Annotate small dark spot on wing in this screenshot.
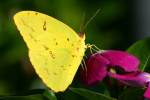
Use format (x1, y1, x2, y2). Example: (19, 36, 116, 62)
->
(67, 38, 69, 41)
(69, 64, 72, 67)
(60, 65, 64, 68)
(43, 45, 49, 50)
(72, 55, 75, 58)
(35, 12, 38, 15)
(71, 44, 74, 47)
(53, 72, 57, 75)
(43, 21, 47, 31)
(60, 65, 66, 70)
(77, 47, 79, 51)
(56, 42, 58, 45)
(49, 51, 55, 59)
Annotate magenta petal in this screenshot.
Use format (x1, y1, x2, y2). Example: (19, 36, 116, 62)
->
(108, 72, 146, 87)
(80, 53, 110, 86)
(137, 72, 150, 83)
(101, 50, 140, 72)
(144, 83, 150, 99)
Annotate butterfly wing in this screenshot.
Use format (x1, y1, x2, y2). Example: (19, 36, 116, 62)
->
(14, 11, 85, 92)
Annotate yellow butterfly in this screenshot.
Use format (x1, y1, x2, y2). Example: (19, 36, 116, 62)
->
(14, 11, 86, 92)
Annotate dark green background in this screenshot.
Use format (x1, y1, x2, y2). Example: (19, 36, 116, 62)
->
(0, 0, 142, 96)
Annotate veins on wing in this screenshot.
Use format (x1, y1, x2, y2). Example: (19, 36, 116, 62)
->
(42, 45, 55, 59)
(21, 18, 35, 32)
(20, 18, 37, 42)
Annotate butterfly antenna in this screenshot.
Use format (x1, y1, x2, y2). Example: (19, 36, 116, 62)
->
(80, 12, 86, 33)
(82, 8, 101, 32)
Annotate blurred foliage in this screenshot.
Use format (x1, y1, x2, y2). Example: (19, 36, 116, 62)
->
(128, 37, 150, 71)
(70, 88, 116, 100)
(0, 0, 143, 99)
(0, 89, 56, 100)
(118, 87, 144, 100)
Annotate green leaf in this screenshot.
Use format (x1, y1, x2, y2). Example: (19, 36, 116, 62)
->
(43, 89, 57, 100)
(118, 87, 144, 100)
(0, 89, 57, 100)
(70, 88, 116, 100)
(127, 37, 150, 71)
(0, 94, 46, 100)
(57, 89, 86, 100)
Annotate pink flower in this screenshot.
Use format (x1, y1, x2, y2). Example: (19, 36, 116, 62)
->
(109, 72, 150, 99)
(80, 50, 140, 85)
(80, 50, 150, 99)
(80, 53, 109, 85)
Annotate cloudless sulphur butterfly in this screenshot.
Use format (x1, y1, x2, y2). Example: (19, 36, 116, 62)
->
(14, 11, 86, 92)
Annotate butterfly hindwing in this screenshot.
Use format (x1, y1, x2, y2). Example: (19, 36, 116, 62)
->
(14, 11, 85, 92)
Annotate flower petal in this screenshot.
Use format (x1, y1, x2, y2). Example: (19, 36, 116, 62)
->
(80, 53, 110, 86)
(137, 72, 150, 83)
(144, 83, 150, 99)
(108, 72, 146, 87)
(101, 50, 140, 72)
